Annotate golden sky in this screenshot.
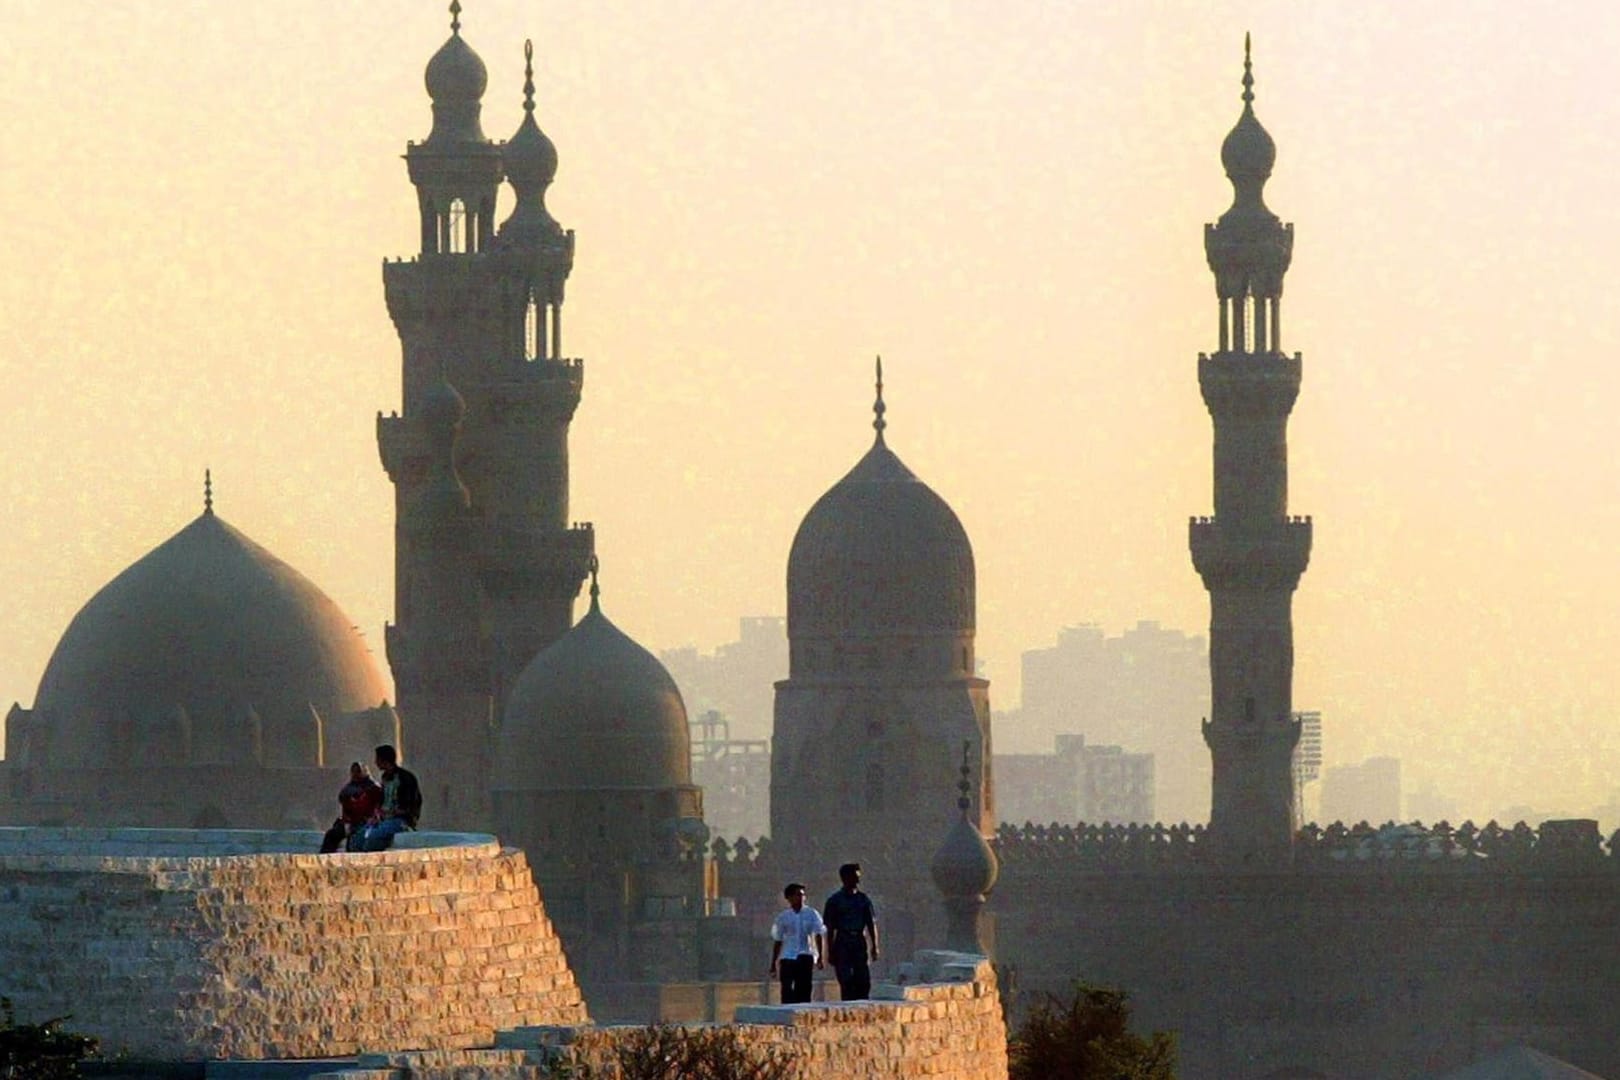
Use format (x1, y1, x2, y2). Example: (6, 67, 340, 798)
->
(2, 1, 1618, 821)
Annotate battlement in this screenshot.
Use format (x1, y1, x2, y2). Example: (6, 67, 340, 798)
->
(993, 818, 1620, 873)
(1189, 514, 1312, 586)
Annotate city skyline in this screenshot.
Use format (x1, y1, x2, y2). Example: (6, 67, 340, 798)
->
(3, 2, 1619, 821)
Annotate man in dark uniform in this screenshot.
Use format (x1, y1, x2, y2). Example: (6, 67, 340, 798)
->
(824, 862, 879, 1000)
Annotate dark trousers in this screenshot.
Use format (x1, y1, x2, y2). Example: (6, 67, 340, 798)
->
(778, 955, 815, 1004)
(832, 940, 871, 1001)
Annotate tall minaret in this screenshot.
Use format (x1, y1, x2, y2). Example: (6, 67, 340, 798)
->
(378, 7, 594, 828)
(1189, 37, 1312, 864)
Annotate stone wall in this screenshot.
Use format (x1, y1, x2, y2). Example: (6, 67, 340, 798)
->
(329, 951, 1007, 1080)
(0, 828, 586, 1060)
(992, 835, 1620, 1079)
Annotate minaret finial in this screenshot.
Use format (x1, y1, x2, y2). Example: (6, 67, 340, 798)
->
(588, 553, 601, 609)
(522, 39, 535, 115)
(872, 356, 887, 442)
(957, 740, 973, 817)
(1241, 32, 1254, 106)
(450, 0, 462, 35)
(203, 469, 213, 515)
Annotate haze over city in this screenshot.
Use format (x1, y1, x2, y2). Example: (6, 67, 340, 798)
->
(2, 1, 1618, 822)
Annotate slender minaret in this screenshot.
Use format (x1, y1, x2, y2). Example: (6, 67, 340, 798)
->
(378, 8, 594, 828)
(1189, 37, 1312, 864)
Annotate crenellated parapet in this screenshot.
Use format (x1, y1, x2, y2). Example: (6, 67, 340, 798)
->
(991, 818, 1620, 875)
(1189, 514, 1312, 587)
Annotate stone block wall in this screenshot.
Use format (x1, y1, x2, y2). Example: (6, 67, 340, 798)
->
(0, 828, 587, 1060)
(337, 951, 1008, 1080)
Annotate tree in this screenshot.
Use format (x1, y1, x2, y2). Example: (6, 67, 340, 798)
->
(0, 998, 98, 1080)
(1008, 982, 1177, 1080)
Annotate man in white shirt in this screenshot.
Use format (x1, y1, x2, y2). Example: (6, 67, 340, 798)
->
(769, 881, 825, 1004)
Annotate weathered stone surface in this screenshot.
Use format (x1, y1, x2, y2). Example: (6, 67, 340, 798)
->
(377, 951, 1007, 1080)
(0, 828, 587, 1060)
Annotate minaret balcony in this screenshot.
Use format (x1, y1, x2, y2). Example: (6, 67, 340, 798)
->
(1198, 351, 1302, 417)
(1189, 515, 1312, 588)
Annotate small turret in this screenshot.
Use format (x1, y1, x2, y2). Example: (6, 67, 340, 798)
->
(931, 741, 999, 955)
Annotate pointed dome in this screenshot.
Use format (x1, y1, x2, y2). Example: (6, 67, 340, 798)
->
(493, 567, 692, 792)
(1219, 35, 1278, 215)
(787, 364, 975, 643)
(33, 504, 389, 766)
(497, 41, 564, 248)
(931, 813, 999, 899)
(423, 3, 489, 145)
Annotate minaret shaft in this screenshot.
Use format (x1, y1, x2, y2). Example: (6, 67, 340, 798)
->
(1191, 42, 1311, 864)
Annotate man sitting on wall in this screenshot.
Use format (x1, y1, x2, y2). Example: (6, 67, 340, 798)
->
(360, 744, 422, 851)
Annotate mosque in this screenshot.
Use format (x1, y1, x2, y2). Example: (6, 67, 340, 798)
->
(4, 7, 1620, 1076)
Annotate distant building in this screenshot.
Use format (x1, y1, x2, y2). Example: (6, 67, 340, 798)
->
(1406, 781, 1461, 825)
(1292, 710, 1322, 824)
(1320, 756, 1402, 825)
(1015, 621, 1207, 824)
(995, 735, 1154, 825)
(689, 710, 770, 840)
(661, 617, 787, 743)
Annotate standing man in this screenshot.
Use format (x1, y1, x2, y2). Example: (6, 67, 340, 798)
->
(824, 862, 879, 1001)
(361, 744, 422, 851)
(769, 882, 825, 1004)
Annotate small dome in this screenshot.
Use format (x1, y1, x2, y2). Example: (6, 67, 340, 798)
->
(1220, 105, 1275, 186)
(496, 42, 564, 248)
(931, 813, 999, 899)
(417, 371, 466, 435)
(34, 509, 390, 765)
(425, 32, 488, 107)
(421, 4, 489, 146)
(787, 421, 975, 643)
(494, 577, 692, 792)
(1218, 36, 1277, 210)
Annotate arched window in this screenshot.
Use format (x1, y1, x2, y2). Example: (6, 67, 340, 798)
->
(447, 198, 467, 254)
(525, 292, 542, 361)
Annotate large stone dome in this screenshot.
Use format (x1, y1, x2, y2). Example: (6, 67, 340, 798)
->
(33, 508, 390, 766)
(494, 580, 691, 792)
(787, 435, 975, 644)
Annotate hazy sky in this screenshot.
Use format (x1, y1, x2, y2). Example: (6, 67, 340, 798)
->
(2, 2, 1619, 821)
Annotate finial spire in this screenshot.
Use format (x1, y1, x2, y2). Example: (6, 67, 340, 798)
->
(203, 469, 213, 515)
(588, 553, 601, 610)
(1241, 32, 1254, 106)
(872, 356, 887, 443)
(956, 740, 973, 817)
(450, 0, 462, 35)
(522, 39, 535, 115)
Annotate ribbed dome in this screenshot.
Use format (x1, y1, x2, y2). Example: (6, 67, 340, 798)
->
(787, 436, 975, 642)
(34, 510, 389, 764)
(494, 583, 692, 792)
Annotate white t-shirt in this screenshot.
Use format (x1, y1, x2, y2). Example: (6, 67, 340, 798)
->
(771, 905, 825, 961)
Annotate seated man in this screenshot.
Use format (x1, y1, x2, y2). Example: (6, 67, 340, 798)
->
(319, 762, 380, 854)
(359, 744, 422, 851)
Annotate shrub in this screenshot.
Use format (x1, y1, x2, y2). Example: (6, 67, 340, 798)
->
(544, 1024, 792, 1080)
(1008, 982, 1177, 1080)
(0, 998, 98, 1080)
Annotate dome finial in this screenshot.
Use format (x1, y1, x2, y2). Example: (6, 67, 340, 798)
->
(522, 39, 535, 115)
(1241, 32, 1254, 106)
(204, 468, 213, 516)
(588, 553, 601, 611)
(450, 0, 462, 35)
(872, 356, 887, 443)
